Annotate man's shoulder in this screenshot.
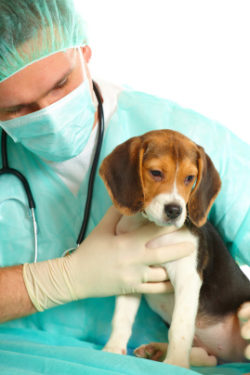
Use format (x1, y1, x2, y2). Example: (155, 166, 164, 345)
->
(98, 79, 175, 111)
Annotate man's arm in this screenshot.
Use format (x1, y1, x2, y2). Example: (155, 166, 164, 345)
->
(0, 265, 36, 323)
(0, 208, 193, 322)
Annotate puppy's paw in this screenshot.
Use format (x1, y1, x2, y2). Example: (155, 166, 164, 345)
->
(190, 347, 217, 367)
(134, 342, 168, 362)
(103, 345, 127, 355)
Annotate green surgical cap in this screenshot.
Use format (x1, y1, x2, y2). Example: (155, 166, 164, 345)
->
(0, 0, 87, 83)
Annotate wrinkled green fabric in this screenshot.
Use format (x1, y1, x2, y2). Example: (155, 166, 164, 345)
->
(0, 0, 87, 83)
(0, 87, 249, 374)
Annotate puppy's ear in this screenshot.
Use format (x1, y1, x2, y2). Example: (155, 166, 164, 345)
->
(188, 146, 221, 227)
(99, 136, 144, 215)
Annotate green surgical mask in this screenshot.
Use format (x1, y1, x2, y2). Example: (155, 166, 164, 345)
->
(1, 54, 96, 162)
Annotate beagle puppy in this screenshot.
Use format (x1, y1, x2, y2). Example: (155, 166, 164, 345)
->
(99, 129, 250, 368)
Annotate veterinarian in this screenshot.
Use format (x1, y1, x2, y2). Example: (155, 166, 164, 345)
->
(0, 1, 249, 374)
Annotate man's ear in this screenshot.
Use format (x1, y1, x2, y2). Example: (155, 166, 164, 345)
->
(188, 146, 221, 227)
(81, 45, 92, 63)
(99, 136, 145, 215)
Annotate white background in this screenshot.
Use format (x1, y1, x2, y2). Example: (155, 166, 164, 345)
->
(77, 0, 250, 144)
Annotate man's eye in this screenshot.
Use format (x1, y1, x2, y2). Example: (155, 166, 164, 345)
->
(55, 77, 69, 89)
(150, 170, 163, 181)
(184, 175, 194, 185)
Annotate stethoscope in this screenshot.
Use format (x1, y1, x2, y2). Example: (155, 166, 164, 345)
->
(0, 81, 104, 262)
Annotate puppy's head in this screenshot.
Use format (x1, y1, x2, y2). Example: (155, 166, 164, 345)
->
(99, 129, 221, 228)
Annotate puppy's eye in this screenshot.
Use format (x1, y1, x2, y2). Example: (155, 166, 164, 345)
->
(150, 170, 163, 181)
(184, 175, 194, 185)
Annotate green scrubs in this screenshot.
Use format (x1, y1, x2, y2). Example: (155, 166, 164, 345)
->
(0, 87, 249, 374)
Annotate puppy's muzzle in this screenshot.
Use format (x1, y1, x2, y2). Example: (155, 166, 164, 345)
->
(164, 203, 183, 220)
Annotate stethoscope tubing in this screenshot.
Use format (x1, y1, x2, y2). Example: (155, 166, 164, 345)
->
(0, 81, 104, 260)
(77, 81, 104, 244)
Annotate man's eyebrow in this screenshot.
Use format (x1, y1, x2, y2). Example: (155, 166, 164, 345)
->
(0, 67, 74, 112)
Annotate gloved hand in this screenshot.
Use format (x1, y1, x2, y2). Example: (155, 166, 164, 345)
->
(23, 206, 195, 312)
(238, 302, 250, 359)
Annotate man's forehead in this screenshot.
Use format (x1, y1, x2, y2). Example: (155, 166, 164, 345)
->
(0, 49, 76, 108)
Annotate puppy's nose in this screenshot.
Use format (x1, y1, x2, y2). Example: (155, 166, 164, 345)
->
(164, 204, 182, 220)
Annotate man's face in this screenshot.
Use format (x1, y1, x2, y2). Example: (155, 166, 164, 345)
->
(0, 47, 92, 121)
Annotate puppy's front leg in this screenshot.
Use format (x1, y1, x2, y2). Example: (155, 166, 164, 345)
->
(164, 247, 202, 368)
(103, 294, 141, 354)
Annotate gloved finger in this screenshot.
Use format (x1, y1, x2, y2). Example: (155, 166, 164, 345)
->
(143, 266, 168, 283)
(146, 229, 194, 248)
(125, 221, 176, 243)
(144, 242, 195, 265)
(241, 320, 250, 340)
(245, 344, 250, 360)
(136, 281, 174, 294)
(96, 206, 122, 233)
(238, 302, 250, 321)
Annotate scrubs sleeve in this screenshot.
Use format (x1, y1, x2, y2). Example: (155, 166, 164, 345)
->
(212, 130, 250, 266)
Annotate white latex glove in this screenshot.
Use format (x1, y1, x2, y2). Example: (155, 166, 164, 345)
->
(23, 206, 195, 311)
(238, 302, 250, 359)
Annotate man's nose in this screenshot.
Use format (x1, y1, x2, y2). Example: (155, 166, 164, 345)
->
(29, 97, 55, 112)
